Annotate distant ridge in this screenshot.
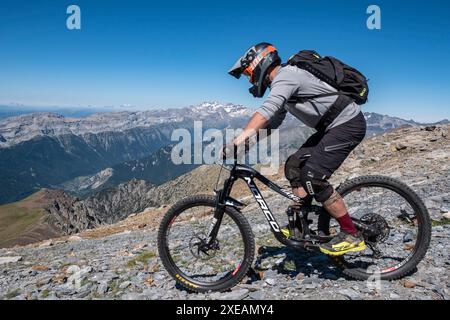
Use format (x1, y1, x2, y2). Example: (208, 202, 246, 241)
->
(0, 102, 447, 205)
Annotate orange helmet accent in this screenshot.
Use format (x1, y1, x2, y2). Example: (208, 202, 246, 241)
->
(228, 42, 281, 97)
(243, 45, 277, 82)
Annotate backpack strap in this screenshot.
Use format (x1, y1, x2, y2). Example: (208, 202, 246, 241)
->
(287, 92, 341, 104)
(314, 95, 353, 132)
(294, 61, 340, 89)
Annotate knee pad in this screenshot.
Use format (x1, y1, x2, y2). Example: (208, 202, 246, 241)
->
(285, 154, 309, 188)
(299, 166, 334, 203)
(285, 155, 302, 188)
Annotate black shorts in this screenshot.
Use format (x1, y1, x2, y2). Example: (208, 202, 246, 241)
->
(285, 112, 367, 187)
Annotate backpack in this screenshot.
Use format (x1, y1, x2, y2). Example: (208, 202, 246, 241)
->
(287, 50, 369, 105)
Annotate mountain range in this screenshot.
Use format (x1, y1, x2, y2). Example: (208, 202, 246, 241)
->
(0, 102, 447, 205)
(0, 102, 250, 204)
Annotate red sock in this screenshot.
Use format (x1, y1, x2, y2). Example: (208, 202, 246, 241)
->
(337, 213, 357, 235)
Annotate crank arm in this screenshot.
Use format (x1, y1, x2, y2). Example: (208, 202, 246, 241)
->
(353, 220, 379, 237)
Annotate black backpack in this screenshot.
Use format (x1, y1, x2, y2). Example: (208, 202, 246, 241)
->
(287, 50, 369, 105)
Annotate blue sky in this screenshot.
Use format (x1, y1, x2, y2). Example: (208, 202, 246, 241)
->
(0, 0, 449, 121)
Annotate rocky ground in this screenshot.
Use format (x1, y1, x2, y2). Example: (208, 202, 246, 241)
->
(0, 125, 448, 300)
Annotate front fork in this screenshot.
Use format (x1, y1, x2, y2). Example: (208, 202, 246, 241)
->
(206, 176, 239, 246)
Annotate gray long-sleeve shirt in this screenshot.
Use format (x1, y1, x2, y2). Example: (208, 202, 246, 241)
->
(257, 65, 361, 131)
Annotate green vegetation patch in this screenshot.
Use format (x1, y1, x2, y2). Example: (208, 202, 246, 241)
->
(283, 260, 297, 272)
(4, 289, 21, 299)
(126, 250, 156, 268)
(40, 289, 50, 299)
(432, 219, 450, 227)
(0, 199, 45, 247)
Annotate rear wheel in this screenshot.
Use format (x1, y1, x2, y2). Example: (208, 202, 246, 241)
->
(332, 175, 431, 281)
(157, 195, 255, 293)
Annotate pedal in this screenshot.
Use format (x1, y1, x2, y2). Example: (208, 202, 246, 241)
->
(311, 234, 334, 243)
(303, 242, 320, 252)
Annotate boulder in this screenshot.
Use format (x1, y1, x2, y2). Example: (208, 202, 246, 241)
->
(0, 256, 22, 265)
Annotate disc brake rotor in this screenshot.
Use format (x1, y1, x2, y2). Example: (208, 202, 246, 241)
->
(189, 233, 219, 260)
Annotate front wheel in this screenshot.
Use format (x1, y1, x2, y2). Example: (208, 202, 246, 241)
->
(157, 195, 255, 293)
(333, 175, 432, 281)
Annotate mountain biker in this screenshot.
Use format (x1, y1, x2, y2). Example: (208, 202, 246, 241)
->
(226, 42, 367, 256)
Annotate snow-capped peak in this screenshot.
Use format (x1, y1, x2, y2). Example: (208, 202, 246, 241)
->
(191, 102, 250, 117)
(0, 102, 254, 148)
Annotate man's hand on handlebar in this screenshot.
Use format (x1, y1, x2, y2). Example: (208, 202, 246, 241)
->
(221, 143, 237, 161)
(221, 140, 251, 161)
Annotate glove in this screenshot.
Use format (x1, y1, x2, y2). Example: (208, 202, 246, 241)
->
(221, 144, 237, 161)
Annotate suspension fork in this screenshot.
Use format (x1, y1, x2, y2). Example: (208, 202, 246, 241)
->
(206, 174, 237, 245)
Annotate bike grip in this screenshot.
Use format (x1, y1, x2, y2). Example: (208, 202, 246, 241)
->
(222, 144, 239, 161)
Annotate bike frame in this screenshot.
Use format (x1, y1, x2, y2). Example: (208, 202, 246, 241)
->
(208, 162, 323, 251)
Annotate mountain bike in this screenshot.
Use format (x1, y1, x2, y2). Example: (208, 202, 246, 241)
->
(157, 155, 431, 293)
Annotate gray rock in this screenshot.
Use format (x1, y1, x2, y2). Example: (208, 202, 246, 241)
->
(153, 273, 166, 281)
(76, 283, 93, 298)
(148, 292, 162, 300)
(248, 290, 264, 300)
(304, 284, 318, 290)
(81, 266, 93, 273)
(221, 289, 249, 300)
(103, 271, 119, 281)
(44, 294, 59, 300)
(301, 277, 321, 285)
(389, 293, 400, 299)
(121, 293, 146, 300)
(119, 281, 132, 290)
(65, 266, 93, 290)
(339, 289, 361, 300)
(403, 231, 414, 243)
(66, 265, 81, 274)
(97, 281, 109, 295)
(0, 256, 22, 265)
(36, 276, 53, 286)
(237, 283, 261, 292)
(39, 240, 53, 248)
(68, 236, 83, 242)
